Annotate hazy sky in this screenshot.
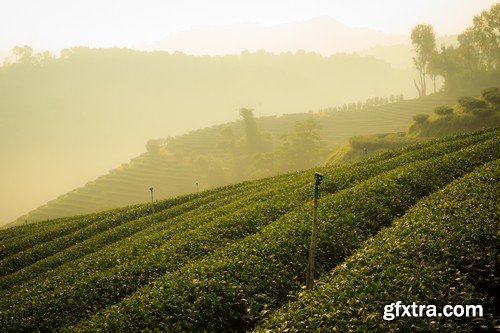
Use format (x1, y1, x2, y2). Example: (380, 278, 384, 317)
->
(0, 0, 497, 52)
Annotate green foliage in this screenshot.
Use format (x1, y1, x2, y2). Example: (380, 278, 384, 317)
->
(255, 119, 327, 175)
(327, 133, 425, 165)
(409, 91, 500, 137)
(471, 107, 493, 118)
(434, 105, 454, 115)
(145, 139, 161, 155)
(413, 114, 429, 123)
(411, 24, 436, 97)
(256, 159, 499, 332)
(457, 96, 488, 112)
(0, 176, 312, 330)
(484, 92, 500, 106)
(0, 204, 158, 277)
(0, 129, 497, 332)
(429, 4, 500, 91)
(67, 131, 498, 332)
(349, 133, 421, 150)
(481, 86, 499, 97)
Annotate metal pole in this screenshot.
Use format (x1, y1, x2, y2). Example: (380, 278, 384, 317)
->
(196, 182, 199, 193)
(149, 187, 155, 222)
(307, 172, 323, 290)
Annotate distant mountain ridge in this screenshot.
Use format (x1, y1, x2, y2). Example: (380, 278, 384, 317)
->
(148, 16, 409, 55)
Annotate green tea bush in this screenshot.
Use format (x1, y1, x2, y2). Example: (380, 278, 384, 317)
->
(0, 179, 278, 290)
(348, 133, 422, 151)
(0, 214, 101, 260)
(256, 159, 499, 332)
(0, 179, 312, 331)
(0, 177, 283, 288)
(413, 114, 429, 123)
(457, 96, 487, 112)
(484, 92, 500, 106)
(471, 107, 494, 118)
(434, 105, 454, 115)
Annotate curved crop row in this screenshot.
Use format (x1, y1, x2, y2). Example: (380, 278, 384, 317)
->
(2, 171, 286, 278)
(0, 214, 103, 259)
(256, 159, 499, 332)
(0, 192, 203, 260)
(2, 182, 310, 331)
(0, 173, 315, 331)
(0, 168, 315, 293)
(71, 136, 499, 332)
(0, 191, 225, 289)
(0, 176, 284, 289)
(0, 194, 198, 276)
(318, 127, 497, 195)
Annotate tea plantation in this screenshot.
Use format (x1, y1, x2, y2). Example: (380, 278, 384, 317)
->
(0, 127, 498, 332)
(9, 90, 471, 227)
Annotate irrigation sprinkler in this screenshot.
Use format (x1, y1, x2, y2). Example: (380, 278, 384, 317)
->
(149, 187, 155, 222)
(306, 172, 325, 290)
(196, 182, 199, 193)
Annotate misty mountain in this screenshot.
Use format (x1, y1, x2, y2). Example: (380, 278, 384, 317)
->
(148, 16, 409, 55)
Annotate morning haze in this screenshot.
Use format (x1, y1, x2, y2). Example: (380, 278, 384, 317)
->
(0, 0, 497, 225)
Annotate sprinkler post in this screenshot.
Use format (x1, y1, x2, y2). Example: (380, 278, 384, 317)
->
(306, 172, 324, 290)
(149, 187, 155, 222)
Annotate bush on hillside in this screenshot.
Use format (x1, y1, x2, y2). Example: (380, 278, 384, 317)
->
(457, 96, 487, 112)
(145, 139, 160, 155)
(413, 114, 429, 123)
(434, 105, 454, 116)
(481, 86, 499, 98)
(471, 108, 493, 118)
(484, 92, 500, 106)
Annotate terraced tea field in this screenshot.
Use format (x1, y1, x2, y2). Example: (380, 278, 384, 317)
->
(8, 90, 474, 227)
(0, 127, 498, 332)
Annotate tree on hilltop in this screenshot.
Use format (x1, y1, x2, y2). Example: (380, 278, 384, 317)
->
(411, 24, 436, 97)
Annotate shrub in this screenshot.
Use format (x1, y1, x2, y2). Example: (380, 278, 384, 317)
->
(471, 107, 493, 118)
(145, 139, 160, 155)
(481, 86, 498, 98)
(457, 96, 487, 112)
(434, 105, 454, 115)
(483, 92, 500, 106)
(413, 114, 429, 123)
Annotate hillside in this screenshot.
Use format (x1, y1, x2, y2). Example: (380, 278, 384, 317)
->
(0, 47, 414, 225)
(7, 89, 479, 227)
(0, 127, 498, 332)
(327, 87, 500, 165)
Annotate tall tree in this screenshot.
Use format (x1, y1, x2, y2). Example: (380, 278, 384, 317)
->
(411, 24, 436, 97)
(12, 45, 34, 64)
(239, 108, 270, 154)
(275, 119, 326, 172)
(470, 3, 500, 71)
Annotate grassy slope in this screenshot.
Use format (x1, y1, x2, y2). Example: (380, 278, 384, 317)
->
(0, 127, 497, 332)
(8, 90, 474, 227)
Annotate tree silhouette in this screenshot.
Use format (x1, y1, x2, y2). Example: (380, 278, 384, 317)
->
(411, 24, 436, 97)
